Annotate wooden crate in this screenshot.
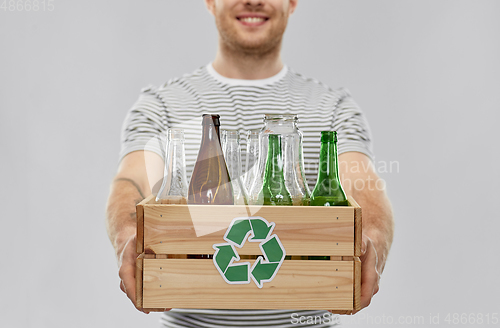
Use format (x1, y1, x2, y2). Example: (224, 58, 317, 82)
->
(135, 195, 362, 314)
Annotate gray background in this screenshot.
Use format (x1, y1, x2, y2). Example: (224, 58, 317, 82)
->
(1, 0, 499, 327)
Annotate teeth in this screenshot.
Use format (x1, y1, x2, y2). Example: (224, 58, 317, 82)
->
(240, 17, 265, 23)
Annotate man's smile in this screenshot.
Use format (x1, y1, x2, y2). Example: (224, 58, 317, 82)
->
(236, 13, 269, 26)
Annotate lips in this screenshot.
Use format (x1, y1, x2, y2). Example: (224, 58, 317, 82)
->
(237, 14, 269, 26)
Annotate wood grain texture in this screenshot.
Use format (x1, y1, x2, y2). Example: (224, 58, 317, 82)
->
(354, 257, 362, 312)
(142, 259, 354, 310)
(347, 196, 362, 257)
(143, 205, 355, 256)
(136, 195, 155, 253)
(135, 254, 144, 308)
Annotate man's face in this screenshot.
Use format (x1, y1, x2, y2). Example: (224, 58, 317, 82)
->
(205, 0, 297, 55)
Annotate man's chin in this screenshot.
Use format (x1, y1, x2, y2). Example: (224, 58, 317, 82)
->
(230, 37, 280, 55)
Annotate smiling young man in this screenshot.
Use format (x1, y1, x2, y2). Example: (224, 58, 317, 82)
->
(106, 0, 394, 327)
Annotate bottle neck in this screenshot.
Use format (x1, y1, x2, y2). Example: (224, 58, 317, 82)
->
(167, 138, 186, 171)
(245, 133, 259, 168)
(163, 135, 187, 198)
(317, 140, 340, 181)
(225, 137, 243, 177)
(201, 123, 222, 147)
(264, 120, 297, 134)
(264, 135, 284, 180)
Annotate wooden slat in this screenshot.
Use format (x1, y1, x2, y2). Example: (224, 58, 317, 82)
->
(347, 196, 362, 257)
(136, 195, 154, 253)
(143, 308, 167, 313)
(354, 257, 362, 312)
(135, 254, 144, 308)
(142, 259, 354, 310)
(143, 205, 354, 256)
(331, 310, 353, 315)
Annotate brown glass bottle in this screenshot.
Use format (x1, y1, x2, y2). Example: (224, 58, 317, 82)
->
(188, 114, 234, 205)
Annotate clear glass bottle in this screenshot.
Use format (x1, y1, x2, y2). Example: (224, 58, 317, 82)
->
(283, 133, 311, 206)
(156, 128, 188, 204)
(223, 130, 249, 205)
(243, 129, 260, 193)
(221, 129, 228, 158)
(248, 114, 311, 206)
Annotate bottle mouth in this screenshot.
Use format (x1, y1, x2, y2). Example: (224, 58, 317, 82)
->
(202, 114, 220, 126)
(264, 114, 298, 122)
(247, 129, 260, 138)
(168, 128, 185, 140)
(222, 129, 240, 140)
(321, 131, 337, 142)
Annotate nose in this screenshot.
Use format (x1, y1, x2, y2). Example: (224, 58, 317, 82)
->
(244, 0, 264, 7)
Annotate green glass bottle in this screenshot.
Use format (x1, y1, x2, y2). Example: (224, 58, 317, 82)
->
(258, 134, 293, 206)
(309, 131, 348, 260)
(310, 131, 348, 207)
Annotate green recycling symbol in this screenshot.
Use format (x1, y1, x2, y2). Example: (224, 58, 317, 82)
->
(212, 217, 286, 288)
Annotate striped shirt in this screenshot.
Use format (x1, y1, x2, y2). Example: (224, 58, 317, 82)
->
(119, 63, 373, 327)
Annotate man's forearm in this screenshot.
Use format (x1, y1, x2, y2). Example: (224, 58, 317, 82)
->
(352, 186, 394, 267)
(339, 153, 394, 267)
(105, 178, 149, 257)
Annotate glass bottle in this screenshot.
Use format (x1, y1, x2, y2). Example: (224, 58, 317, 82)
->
(188, 114, 234, 205)
(243, 129, 260, 193)
(223, 130, 249, 205)
(310, 131, 348, 206)
(283, 133, 310, 206)
(257, 134, 293, 206)
(309, 131, 347, 260)
(248, 114, 310, 206)
(156, 128, 188, 204)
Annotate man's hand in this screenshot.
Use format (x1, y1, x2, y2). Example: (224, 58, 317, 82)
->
(117, 234, 149, 314)
(117, 234, 172, 314)
(106, 151, 166, 313)
(354, 234, 384, 313)
(338, 152, 394, 314)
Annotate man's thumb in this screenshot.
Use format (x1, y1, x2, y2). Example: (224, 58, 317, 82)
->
(361, 238, 368, 256)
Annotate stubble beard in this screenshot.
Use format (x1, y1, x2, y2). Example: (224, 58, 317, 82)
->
(216, 12, 288, 59)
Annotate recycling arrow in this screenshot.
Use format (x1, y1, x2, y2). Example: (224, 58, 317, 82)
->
(251, 257, 279, 288)
(213, 245, 237, 273)
(213, 216, 286, 288)
(212, 243, 250, 284)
